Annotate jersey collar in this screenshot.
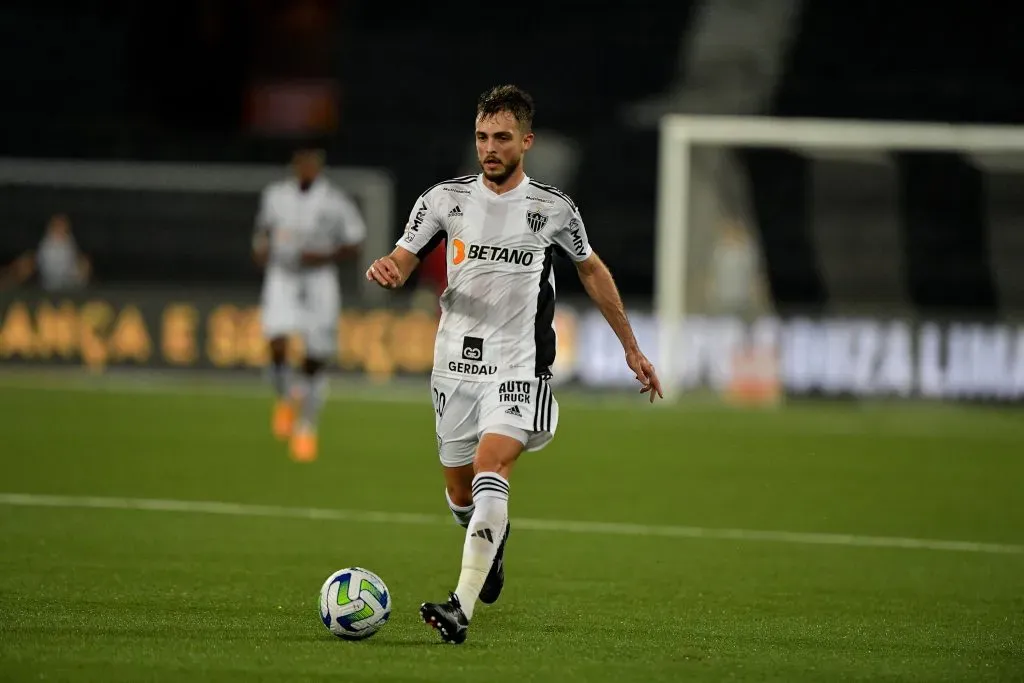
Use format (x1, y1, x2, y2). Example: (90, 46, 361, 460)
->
(292, 176, 326, 195)
(477, 173, 530, 200)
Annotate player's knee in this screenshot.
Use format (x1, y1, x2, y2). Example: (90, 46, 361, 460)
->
(443, 460, 474, 507)
(269, 337, 288, 362)
(475, 429, 527, 476)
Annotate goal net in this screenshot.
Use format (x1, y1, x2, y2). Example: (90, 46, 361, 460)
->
(655, 115, 1024, 404)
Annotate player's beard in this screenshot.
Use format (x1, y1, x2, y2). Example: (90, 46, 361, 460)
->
(480, 155, 520, 185)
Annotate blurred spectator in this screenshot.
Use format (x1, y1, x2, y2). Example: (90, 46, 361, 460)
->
(0, 214, 91, 291)
(704, 217, 763, 319)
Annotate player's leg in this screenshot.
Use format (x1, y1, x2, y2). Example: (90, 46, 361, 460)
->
(421, 376, 560, 642)
(267, 336, 296, 439)
(444, 463, 476, 528)
(267, 336, 290, 393)
(260, 270, 301, 439)
(419, 377, 481, 643)
(289, 356, 329, 462)
(435, 379, 478, 523)
(431, 446, 512, 621)
(289, 275, 339, 462)
(421, 431, 523, 644)
(474, 377, 558, 606)
(456, 430, 523, 610)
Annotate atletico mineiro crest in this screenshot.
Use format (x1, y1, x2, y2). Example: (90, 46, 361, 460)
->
(526, 210, 549, 233)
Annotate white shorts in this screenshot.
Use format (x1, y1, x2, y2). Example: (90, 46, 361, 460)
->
(430, 371, 559, 468)
(260, 267, 340, 358)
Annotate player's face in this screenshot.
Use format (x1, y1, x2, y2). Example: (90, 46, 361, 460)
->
(292, 150, 324, 185)
(476, 111, 533, 185)
(47, 214, 71, 240)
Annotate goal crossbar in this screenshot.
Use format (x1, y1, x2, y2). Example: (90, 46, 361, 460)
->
(654, 115, 1024, 399)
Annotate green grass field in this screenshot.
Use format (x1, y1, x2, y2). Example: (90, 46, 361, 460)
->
(1, 371, 1022, 682)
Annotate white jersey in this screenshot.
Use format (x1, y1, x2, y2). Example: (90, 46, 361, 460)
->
(254, 176, 366, 275)
(396, 173, 593, 382)
(36, 234, 84, 291)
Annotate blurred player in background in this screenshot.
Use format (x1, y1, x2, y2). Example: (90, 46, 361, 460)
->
(0, 213, 91, 291)
(705, 216, 764, 320)
(252, 146, 366, 462)
(367, 85, 662, 644)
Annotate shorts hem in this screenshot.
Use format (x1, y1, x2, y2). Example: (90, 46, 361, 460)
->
(480, 424, 529, 446)
(524, 431, 554, 453)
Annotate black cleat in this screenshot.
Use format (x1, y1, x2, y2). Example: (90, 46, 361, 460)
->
(420, 592, 469, 644)
(479, 521, 510, 605)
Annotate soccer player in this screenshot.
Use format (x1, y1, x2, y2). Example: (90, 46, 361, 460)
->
(0, 213, 91, 291)
(366, 85, 663, 644)
(253, 146, 366, 462)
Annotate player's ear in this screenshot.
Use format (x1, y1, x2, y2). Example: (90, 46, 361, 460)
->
(522, 131, 534, 150)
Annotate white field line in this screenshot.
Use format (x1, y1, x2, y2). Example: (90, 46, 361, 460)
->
(0, 492, 1021, 556)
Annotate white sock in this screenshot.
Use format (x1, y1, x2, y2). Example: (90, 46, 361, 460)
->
(454, 472, 509, 620)
(299, 373, 328, 429)
(270, 361, 291, 398)
(445, 489, 475, 528)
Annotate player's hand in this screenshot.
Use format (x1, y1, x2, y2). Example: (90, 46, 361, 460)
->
(366, 256, 403, 289)
(626, 347, 664, 403)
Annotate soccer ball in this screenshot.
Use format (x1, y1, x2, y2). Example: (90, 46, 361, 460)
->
(318, 567, 392, 640)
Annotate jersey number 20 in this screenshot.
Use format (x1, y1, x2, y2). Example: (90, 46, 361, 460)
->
(432, 388, 447, 418)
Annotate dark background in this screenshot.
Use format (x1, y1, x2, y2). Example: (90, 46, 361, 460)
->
(2, 0, 1023, 314)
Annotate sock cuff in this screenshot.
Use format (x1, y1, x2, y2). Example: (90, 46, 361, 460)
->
(471, 472, 510, 500)
(445, 488, 474, 513)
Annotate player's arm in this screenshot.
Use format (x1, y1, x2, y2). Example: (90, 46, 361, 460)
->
(575, 253, 637, 354)
(301, 243, 360, 266)
(366, 192, 445, 290)
(76, 253, 92, 284)
(555, 210, 663, 402)
(0, 252, 36, 289)
(366, 246, 422, 289)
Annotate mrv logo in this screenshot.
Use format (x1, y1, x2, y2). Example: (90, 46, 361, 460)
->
(408, 201, 428, 232)
(451, 239, 535, 266)
(566, 218, 585, 257)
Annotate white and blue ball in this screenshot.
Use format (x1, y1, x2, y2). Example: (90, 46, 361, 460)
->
(318, 567, 391, 640)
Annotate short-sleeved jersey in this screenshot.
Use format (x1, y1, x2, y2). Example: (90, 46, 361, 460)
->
(255, 177, 366, 273)
(36, 233, 85, 291)
(396, 173, 593, 381)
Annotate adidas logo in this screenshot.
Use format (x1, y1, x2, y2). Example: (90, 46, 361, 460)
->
(448, 205, 463, 217)
(472, 528, 494, 543)
(504, 405, 522, 417)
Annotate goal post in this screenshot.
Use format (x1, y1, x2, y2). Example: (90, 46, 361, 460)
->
(654, 115, 1024, 402)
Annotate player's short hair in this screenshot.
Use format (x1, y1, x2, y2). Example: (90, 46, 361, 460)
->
(476, 85, 534, 133)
